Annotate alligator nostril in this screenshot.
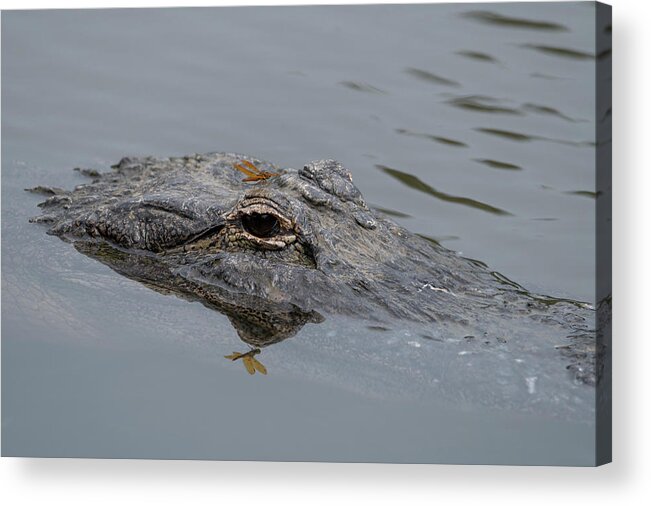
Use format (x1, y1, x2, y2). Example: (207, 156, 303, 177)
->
(241, 213, 280, 238)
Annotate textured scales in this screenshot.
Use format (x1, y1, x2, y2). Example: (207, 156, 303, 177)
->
(29, 152, 602, 383)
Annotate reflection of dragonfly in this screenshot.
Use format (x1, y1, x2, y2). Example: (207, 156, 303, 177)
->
(224, 348, 268, 375)
(232, 160, 279, 183)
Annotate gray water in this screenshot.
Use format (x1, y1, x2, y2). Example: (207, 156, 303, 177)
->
(2, 3, 605, 464)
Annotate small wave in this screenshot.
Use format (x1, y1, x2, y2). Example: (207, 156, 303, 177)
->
(461, 11, 568, 32)
(474, 159, 522, 171)
(339, 80, 386, 94)
(377, 164, 512, 216)
(404, 67, 460, 87)
(476, 127, 593, 147)
(456, 50, 499, 63)
(447, 95, 522, 115)
(521, 44, 594, 60)
(530, 72, 562, 80)
(476, 128, 534, 142)
(396, 128, 467, 147)
(371, 205, 412, 219)
(521, 103, 584, 122)
(445, 96, 581, 122)
(417, 233, 460, 246)
(565, 190, 600, 199)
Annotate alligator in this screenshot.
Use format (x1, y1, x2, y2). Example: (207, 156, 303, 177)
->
(28, 152, 602, 383)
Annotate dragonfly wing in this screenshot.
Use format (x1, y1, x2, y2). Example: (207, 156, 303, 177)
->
(251, 357, 267, 375)
(243, 356, 256, 375)
(233, 163, 258, 178)
(240, 159, 262, 174)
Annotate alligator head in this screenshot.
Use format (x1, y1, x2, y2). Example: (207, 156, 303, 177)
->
(29, 152, 600, 382)
(30, 153, 492, 321)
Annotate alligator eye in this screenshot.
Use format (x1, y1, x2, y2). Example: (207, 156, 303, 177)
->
(241, 213, 280, 238)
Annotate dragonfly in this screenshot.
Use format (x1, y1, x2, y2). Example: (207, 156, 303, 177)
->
(224, 348, 268, 375)
(232, 159, 279, 183)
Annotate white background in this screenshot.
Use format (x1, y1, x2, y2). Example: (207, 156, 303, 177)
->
(1, 0, 648, 504)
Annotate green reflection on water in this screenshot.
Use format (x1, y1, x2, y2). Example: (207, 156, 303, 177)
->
(371, 205, 412, 219)
(461, 10, 568, 32)
(456, 50, 499, 63)
(476, 127, 594, 147)
(339, 80, 387, 94)
(395, 128, 467, 147)
(376, 164, 512, 216)
(404, 67, 460, 87)
(521, 44, 594, 60)
(476, 128, 534, 142)
(522, 102, 583, 122)
(474, 159, 522, 170)
(417, 233, 460, 247)
(447, 95, 522, 115)
(566, 190, 600, 199)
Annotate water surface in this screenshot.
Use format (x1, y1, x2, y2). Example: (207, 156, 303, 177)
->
(2, 3, 606, 464)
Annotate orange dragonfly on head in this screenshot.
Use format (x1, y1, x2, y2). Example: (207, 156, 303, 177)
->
(232, 159, 279, 183)
(224, 348, 268, 375)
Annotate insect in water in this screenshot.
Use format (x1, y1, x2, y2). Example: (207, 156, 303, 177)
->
(232, 159, 279, 182)
(224, 348, 268, 375)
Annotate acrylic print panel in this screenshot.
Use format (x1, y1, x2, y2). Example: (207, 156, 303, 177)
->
(1, 2, 611, 465)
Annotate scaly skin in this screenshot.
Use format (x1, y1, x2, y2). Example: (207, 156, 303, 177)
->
(29, 152, 602, 383)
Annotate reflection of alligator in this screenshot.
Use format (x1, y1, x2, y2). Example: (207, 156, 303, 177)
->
(29, 152, 600, 383)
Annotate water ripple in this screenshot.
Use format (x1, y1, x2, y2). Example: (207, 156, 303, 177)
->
(476, 128, 534, 142)
(371, 205, 412, 219)
(447, 95, 522, 115)
(396, 128, 468, 147)
(521, 44, 594, 60)
(339, 80, 387, 94)
(456, 50, 499, 63)
(461, 11, 569, 32)
(417, 233, 460, 247)
(521, 103, 584, 122)
(565, 190, 600, 199)
(444, 96, 582, 122)
(404, 67, 460, 87)
(474, 159, 522, 171)
(476, 127, 593, 147)
(376, 164, 512, 216)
